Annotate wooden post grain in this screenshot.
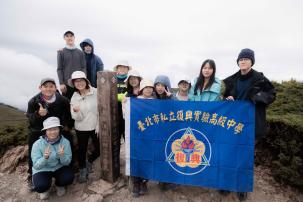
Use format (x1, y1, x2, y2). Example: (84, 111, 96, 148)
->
(97, 71, 120, 183)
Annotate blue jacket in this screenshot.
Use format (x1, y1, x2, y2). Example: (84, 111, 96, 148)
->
(80, 39, 104, 87)
(31, 135, 72, 175)
(189, 77, 222, 101)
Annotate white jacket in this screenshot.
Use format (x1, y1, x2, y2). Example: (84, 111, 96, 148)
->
(70, 87, 99, 132)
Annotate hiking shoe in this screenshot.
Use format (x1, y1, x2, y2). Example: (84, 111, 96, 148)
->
(86, 161, 93, 173)
(237, 192, 248, 201)
(159, 182, 177, 191)
(131, 181, 140, 198)
(56, 186, 66, 197)
(39, 190, 50, 200)
(219, 190, 231, 196)
(139, 180, 148, 195)
(79, 168, 88, 183)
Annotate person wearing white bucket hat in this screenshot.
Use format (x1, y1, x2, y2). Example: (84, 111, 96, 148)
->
(26, 77, 73, 191)
(115, 60, 132, 146)
(69, 71, 100, 183)
(128, 78, 154, 197)
(124, 70, 142, 97)
(31, 117, 74, 200)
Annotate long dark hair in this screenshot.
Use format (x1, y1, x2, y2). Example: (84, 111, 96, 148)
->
(126, 76, 141, 95)
(194, 59, 216, 95)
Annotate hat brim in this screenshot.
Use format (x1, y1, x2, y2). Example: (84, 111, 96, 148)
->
(68, 78, 91, 88)
(114, 65, 132, 71)
(40, 80, 56, 86)
(41, 124, 63, 131)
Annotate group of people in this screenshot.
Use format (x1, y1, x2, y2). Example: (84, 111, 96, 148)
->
(26, 30, 276, 201)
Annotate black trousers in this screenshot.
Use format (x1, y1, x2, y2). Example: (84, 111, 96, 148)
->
(62, 85, 75, 100)
(76, 130, 100, 169)
(32, 166, 74, 193)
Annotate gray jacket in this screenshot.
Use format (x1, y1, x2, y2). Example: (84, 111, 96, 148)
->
(57, 47, 86, 85)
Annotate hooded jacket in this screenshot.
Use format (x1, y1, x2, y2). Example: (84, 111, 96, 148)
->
(223, 69, 276, 138)
(154, 75, 173, 99)
(80, 39, 104, 87)
(31, 135, 72, 175)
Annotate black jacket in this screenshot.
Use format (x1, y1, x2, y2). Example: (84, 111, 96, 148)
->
(26, 92, 73, 135)
(223, 69, 276, 138)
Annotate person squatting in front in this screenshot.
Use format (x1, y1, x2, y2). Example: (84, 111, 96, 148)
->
(69, 71, 100, 183)
(31, 117, 74, 200)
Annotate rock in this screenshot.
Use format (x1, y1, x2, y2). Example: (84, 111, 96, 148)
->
(87, 179, 114, 195)
(85, 194, 103, 202)
(0, 145, 28, 173)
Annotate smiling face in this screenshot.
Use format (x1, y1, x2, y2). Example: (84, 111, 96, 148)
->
(64, 33, 75, 46)
(178, 81, 190, 92)
(46, 127, 60, 140)
(155, 83, 166, 95)
(116, 66, 129, 75)
(129, 76, 140, 87)
(142, 87, 154, 97)
(238, 58, 252, 74)
(39, 82, 56, 99)
(73, 78, 87, 91)
(201, 62, 214, 79)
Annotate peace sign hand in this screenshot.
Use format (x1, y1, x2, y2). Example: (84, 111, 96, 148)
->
(165, 88, 172, 97)
(44, 145, 51, 159)
(58, 144, 65, 156)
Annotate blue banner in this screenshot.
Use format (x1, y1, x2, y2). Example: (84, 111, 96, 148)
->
(125, 98, 255, 192)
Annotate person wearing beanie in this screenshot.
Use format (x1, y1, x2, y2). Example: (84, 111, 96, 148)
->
(222, 49, 276, 201)
(80, 38, 104, 88)
(57, 31, 86, 99)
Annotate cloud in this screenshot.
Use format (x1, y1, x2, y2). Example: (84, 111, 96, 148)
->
(0, 0, 303, 109)
(0, 48, 57, 110)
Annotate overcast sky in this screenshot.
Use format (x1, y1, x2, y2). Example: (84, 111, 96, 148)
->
(0, 0, 302, 110)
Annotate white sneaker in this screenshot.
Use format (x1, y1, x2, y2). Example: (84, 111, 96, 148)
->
(39, 190, 50, 200)
(56, 186, 66, 197)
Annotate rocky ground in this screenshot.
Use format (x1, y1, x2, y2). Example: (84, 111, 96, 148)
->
(0, 144, 302, 202)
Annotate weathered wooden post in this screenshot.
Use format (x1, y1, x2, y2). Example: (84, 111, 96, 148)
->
(97, 71, 120, 183)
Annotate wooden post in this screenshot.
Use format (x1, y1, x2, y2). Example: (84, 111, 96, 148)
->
(97, 71, 120, 183)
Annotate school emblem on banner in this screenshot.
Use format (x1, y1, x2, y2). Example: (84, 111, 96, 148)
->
(165, 127, 211, 175)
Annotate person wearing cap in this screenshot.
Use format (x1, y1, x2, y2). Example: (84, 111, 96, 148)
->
(69, 71, 100, 183)
(57, 30, 86, 99)
(31, 117, 74, 200)
(175, 77, 191, 101)
(80, 38, 104, 88)
(189, 59, 222, 101)
(26, 78, 73, 190)
(114, 60, 131, 143)
(222, 49, 276, 201)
